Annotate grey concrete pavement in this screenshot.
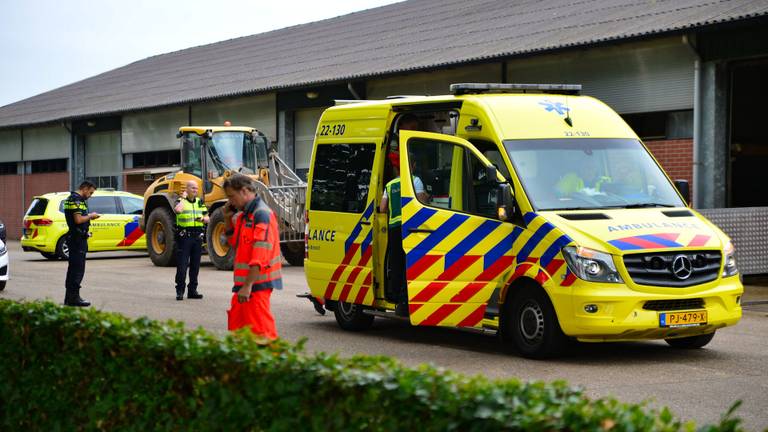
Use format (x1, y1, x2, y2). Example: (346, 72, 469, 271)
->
(2, 240, 767, 431)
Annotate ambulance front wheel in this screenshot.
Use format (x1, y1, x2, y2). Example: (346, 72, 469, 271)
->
(501, 283, 568, 359)
(665, 332, 715, 349)
(334, 301, 374, 331)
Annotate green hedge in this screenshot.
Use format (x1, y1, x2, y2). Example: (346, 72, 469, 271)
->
(0, 299, 743, 431)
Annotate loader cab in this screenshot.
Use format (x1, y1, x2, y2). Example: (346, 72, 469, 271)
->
(178, 126, 268, 191)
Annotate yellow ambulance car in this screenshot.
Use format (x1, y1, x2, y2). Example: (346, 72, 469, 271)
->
(304, 83, 742, 358)
(21, 190, 147, 260)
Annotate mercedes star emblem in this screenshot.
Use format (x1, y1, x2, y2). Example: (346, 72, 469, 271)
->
(672, 255, 693, 280)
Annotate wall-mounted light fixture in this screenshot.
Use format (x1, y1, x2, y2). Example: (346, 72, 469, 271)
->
(306, 91, 319, 100)
(86, 121, 96, 127)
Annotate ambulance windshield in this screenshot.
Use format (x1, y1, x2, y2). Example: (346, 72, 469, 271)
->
(503, 138, 685, 211)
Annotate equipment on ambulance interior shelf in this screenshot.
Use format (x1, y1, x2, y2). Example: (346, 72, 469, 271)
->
(20, 190, 147, 260)
(303, 83, 742, 359)
(140, 125, 307, 271)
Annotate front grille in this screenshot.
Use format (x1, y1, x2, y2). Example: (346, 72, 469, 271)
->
(643, 298, 705, 311)
(623, 250, 721, 287)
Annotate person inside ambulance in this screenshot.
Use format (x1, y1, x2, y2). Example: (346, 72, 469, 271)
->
(556, 157, 611, 197)
(380, 114, 428, 317)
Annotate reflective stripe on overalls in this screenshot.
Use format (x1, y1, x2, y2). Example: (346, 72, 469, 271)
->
(232, 197, 283, 291)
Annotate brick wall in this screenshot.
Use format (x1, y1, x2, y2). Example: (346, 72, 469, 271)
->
(124, 174, 153, 196)
(0, 172, 70, 240)
(644, 138, 694, 198)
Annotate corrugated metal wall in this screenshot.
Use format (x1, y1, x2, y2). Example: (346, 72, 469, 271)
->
(122, 106, 188, 153)
(367, 63, 500, 99)
(191, 94, 277, 142)
(0, 130, 21, 162)
(22, 126, 70, 160)
(506, 37, 696, 114)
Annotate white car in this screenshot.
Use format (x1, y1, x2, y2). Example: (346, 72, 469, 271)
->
(0, 239, 8, 291)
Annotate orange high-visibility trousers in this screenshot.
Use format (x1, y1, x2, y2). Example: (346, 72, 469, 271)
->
(227, 289, 277, 340)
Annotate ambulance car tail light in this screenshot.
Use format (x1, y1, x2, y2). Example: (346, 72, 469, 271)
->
(35, 218, 53, 226)
(304, 210, 309, 259)
(562, 246, 623, 283)
(722, 240, 738, 277)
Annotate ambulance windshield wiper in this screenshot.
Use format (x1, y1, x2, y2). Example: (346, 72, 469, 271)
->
(622, 203, 676, 208)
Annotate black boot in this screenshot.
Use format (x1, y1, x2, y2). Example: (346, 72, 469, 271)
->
(187, 291, 203, 299)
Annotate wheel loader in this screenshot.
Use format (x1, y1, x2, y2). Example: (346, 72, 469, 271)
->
(140, 125, 306, 270)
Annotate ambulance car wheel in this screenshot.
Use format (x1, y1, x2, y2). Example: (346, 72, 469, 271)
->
(207, 207, 234, 270)
(503, 283, 567, 359)
(0, 281, 5, 291)
(147, 207, 177, 267)
(665, 332, 715, 349)
(280, 242, 304, 267)
(55, 236, 70, 260)
(41, 252, 59, 260)
(334, 301, 374, 331)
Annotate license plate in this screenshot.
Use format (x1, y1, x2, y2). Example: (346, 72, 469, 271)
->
(660, 310, 707, 328)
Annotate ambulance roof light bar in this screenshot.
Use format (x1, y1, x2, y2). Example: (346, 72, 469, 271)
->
(450, 83, 582, 96)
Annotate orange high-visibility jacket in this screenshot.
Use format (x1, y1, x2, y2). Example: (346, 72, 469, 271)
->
(229, 197, 283, 292)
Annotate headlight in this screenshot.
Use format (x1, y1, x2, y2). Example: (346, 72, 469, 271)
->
(722, 240, 738, 277)
(0, 243, 6, 256)
(562, 246, 623, 283)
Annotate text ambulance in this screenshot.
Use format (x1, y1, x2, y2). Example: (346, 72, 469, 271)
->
(304, 83, 742, 358)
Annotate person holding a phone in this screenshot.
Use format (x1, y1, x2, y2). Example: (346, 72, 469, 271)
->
(173, 180, 209, 301)
(222, 173, 280, 341)
(63, 180, 100, 306)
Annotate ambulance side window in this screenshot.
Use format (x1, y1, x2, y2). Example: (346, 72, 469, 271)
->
(408, 138, 498, 219)
(88, 196, 119, 215)
(310, 143, 376, 213)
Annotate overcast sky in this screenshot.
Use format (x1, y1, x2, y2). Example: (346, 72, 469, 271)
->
(0, 0, 402, 108)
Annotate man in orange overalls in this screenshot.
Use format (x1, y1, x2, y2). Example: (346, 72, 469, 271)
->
(223, 174, 281, 340)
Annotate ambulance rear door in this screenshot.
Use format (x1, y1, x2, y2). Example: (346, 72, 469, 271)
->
(398, 131, 519, 328)
(305, 138, 380, 307)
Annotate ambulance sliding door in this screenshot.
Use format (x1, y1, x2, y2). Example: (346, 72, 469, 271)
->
(306, 142, 378, 306)
(399, 131, 516, 328)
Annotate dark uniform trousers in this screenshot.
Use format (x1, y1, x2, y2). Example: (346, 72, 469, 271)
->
(175, 229, 203, 296)
(64, 234, 88, 302)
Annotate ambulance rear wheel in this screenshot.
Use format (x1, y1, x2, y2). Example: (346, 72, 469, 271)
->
(207, 207, 234, 270)
(41, 252, 59, 260)
(665, 332, 715, 349)
(334, 301, 374, 331)
(280, 242, 304, 267)
(147, 207, 176, 267)
(501, 283, 567, 359)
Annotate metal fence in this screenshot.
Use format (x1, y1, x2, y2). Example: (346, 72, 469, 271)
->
(257, 184, 306, 243)
(698, 207, 768, 275)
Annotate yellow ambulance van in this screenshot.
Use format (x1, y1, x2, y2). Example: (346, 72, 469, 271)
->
(304, 83, 742, 358)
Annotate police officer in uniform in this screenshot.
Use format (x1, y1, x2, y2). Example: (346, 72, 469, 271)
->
(63, 180, 100, 307)
(173, 180, 209, 300)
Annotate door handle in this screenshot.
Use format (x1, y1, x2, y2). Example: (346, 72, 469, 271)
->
(408, 228, 434, 233)
(360, 221, 371, 226)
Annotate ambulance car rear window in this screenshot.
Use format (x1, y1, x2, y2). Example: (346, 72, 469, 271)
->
(310, 144, 375, 213)
(25, 198, 49, 216)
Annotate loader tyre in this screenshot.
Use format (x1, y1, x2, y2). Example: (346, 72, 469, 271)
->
(147, 207, 176, 267)
(280, 242, 304, 267)
(207, 207, 234, 270)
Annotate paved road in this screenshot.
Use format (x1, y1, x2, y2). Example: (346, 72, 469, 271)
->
(2, 241, 767, 431)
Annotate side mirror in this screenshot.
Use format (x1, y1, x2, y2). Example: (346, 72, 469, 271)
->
(495, 183, 516, 222)
(485, 165, 497, 183)
(674, 180, 690, 205)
